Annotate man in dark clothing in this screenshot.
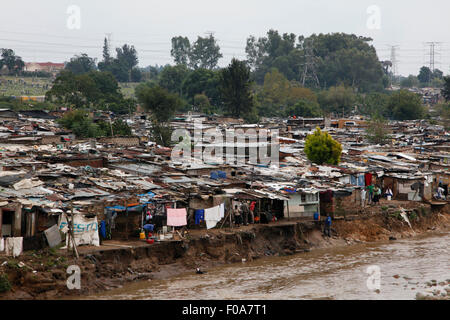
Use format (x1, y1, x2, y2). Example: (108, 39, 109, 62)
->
(241, 201, 250, 226)
(233, 205, 242, 227)
(324, 214, 332, 237)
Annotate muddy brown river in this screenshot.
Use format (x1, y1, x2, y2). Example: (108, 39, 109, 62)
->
(89, 231, 449, 300)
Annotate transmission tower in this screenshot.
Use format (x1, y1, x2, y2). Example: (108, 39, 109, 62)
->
(425, 42, 441, 72)
(300, 41, 320, 88)
(388, 45, 399, 78)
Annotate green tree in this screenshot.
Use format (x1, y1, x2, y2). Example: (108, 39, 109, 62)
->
(400, 75, 420, 88)
(158, 64, 189, 95)
(418, 66, 432, 84)
(98, 37, 112, 72)
(65, 53, 97, 74)
(171, 36, 191, 65)
(189, 35, 223, 70)
(58, 110, 104, 138)
(357, 92, 391, 117)
(116, 44, 139, 82)
(304, 127, 342, 165)
(150, 121, 173, 147)
(46, 70, 129, 110)
(318, 85, 356, 116)
(388, 89, 425, 120)
(219, 58, 254, 118)
(136, 86, 181, 123)
(365, 114, 391, 144)
(181, 68, 221, 106)
(442, 76, 450, 101)
(433, 69, 443, 80)
(245, 31, 386, 92)
(0, 48, 25, 75)
(285, 99, 322, 117)
(193, 93, 216, 114)
(97, 118, 132, 136)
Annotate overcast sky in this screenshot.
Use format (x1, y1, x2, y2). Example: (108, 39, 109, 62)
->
(1, 0, 449, 76)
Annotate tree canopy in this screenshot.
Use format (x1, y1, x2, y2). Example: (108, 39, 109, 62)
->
(65, 53, 97, 75)
(219, 59, 255, 119)
(98, 40, 141, 82)
(136, 85, 181, 123)
(170, 35, 223, 70)
(245, 31, 385, 92)
(0, 49, 25, 75)
(387, 89, 425, 120)
(45, 70, 133, 112)
(304, 127, 342, 165)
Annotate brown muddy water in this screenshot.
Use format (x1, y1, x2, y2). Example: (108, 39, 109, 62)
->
(88, 231, 450, 300)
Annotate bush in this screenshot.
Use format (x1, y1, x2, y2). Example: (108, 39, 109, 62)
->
(0, 274, 12, 293)
(304, 127, 342, 165)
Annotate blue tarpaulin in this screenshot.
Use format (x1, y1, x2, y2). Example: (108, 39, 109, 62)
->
(137, 191, 155, 198)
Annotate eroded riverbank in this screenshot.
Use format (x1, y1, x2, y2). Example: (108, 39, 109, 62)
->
(1, 203, 449, 300)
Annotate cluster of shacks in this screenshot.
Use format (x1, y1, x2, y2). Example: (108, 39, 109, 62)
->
(0, 109, 448, 252)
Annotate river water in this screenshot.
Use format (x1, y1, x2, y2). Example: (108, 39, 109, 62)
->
(89, 231, 449, 300)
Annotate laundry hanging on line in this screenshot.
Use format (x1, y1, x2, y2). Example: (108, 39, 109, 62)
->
(205, 205, 222, 229)
(195, 209, 205, 225)
(166, 208, 187, 227)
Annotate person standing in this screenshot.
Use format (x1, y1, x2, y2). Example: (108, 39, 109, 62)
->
(241, 201, 250, 226)
(361, 188, 366, 207)
(233, 204, 242, 227)
(324, 214, 332, 237)
(367, 184, 374, 205)
(373, 186, 379, 204)
(249, 201, 256, 224)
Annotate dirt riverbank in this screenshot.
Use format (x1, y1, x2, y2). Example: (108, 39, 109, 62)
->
(0, 202, 449, 300)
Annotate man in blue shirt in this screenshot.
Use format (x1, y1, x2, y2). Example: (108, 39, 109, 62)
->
(324, 214, 332, 237)
(143, 224, 154, 240)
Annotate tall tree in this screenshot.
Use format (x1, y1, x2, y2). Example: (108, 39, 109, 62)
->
(0, 49, 25, 75)
(116, 44, 139, 82)
(98, 37, 112, 72)
(171, 36, 191, 65)
(136, 86, 181, 123)
(65, 53, 97, 75)
(418, 66, 432, 84)
(189, 35, 223, 70)
(219, 58, 254, 118)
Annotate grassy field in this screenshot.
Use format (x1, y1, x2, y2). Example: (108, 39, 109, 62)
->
(0, 75, 138, 99)
(0, 76, 52, 96)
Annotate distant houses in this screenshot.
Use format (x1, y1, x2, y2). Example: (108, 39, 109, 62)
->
(24, 62, 65, 76)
